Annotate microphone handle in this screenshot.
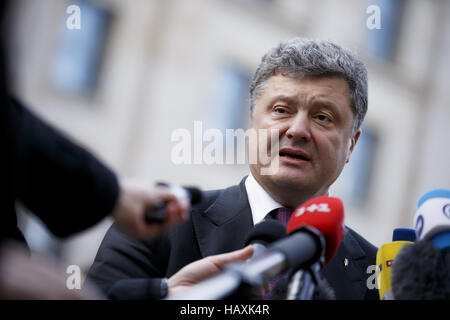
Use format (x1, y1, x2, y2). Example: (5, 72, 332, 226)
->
(144, 181, 170, 223)
(144, 201, 167, 223)
(287, 262, 321, 300)
(251, 243, 267, 260)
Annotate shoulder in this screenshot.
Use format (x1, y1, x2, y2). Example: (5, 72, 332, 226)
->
(189, 179, 247, 214)
(345, 226, 378, 258)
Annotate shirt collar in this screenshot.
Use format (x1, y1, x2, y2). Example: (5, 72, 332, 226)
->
(245, 172, 283, 225)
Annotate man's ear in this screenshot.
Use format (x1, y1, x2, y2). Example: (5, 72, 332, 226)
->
(346, 129, 361, 163)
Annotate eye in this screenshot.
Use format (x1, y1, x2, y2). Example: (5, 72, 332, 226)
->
(273, 106, 288, 114)
(315, 114, 332, 122)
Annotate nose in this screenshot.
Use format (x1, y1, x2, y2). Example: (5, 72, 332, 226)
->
(285, 113, 312, 142)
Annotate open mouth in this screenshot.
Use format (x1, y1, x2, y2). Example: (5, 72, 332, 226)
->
(279, 149, 311, 162)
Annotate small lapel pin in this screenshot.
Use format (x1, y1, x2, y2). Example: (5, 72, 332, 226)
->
(344, 258, 349, 267)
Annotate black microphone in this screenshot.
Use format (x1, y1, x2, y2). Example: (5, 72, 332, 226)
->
(244, 220, 286, 260)
(144, 183, 202, 223)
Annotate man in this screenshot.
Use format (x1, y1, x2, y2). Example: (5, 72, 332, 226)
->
(87, 38, 378, 300)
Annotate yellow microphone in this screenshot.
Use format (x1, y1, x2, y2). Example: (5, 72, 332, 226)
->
(376, 228, 415, 300)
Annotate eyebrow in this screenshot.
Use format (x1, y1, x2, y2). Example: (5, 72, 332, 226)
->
(268, 95, 299, 106)
(310, 98, 339, 110)
(268, 95, 340, 111)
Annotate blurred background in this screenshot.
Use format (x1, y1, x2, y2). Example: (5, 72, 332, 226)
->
(5, 0, 450, 275)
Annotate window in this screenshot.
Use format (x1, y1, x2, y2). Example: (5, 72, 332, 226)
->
(336, 126, 378, 206)
(366, 0, 405, 61)
(209, 61, 251, 132)
(50, 0, 112, 97)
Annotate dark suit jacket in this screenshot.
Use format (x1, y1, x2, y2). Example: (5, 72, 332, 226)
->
(88, 178, 379, 300)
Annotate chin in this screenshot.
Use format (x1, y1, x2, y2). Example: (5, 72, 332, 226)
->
(269, 172, 314, 191)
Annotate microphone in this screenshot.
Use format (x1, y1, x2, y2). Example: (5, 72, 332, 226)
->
(168, 196, 344, 300)
(244, 220, 286, 260)
(144, 183, 202, 223)
(375, 228, 416, 300)
(413, 188, 450, 241)
(390, 188, 450, 299)
(285, 196, 345, 300)
(286, 196, 345, 264)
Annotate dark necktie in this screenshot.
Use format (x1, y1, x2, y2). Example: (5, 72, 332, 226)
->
(271, 207, 292, 227)
(264, 207, 294, 299)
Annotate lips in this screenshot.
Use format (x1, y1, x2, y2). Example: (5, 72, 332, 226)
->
(279, 148, 311, 162)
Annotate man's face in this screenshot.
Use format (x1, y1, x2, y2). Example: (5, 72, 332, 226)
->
(249, 74, 361, 204)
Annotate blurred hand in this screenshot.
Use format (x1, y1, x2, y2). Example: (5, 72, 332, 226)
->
(112, 179, 190, 239)
(167, 245, 254, 297)
(0, 242, 104, 300)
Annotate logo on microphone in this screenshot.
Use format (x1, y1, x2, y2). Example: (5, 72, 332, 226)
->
(443, 204, 450, 219)
(415, 214, 424, 239)
(294, 203, 331, 217)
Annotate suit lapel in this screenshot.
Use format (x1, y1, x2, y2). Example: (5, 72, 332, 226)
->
(191, 178, 254, 258)
(323, 227, 368, 299)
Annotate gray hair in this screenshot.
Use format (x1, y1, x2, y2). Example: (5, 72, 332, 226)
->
(249, 38, 368, 133)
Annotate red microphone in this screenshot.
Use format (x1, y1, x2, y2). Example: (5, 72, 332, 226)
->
(286, 196, 345, 264)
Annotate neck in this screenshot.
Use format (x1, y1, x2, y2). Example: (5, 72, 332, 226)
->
(250, 172, 329, 209)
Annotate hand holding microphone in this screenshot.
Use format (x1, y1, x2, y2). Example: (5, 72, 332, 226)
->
(167, 246, 255, 297)
(112, 179, 201, 239)
(143, 182, 202, 223)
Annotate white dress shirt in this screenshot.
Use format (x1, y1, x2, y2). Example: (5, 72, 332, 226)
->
(244, 172, 283, 225)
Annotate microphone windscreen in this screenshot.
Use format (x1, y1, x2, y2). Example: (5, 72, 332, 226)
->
(245, 220, 286, 246)
(286, 196, 345, 264)
(268, 273, 336, 300)
(313, 276, 337, 300)
(391, 240, 450, 299)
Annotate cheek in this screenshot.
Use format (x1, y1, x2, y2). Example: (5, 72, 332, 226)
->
(252, 115, 284, 130)
(252, 119, 287, 146)
(317, 134, 349, 167)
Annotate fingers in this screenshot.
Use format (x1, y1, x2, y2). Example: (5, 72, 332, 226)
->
(146, 185, 190, 222)
(113, 179, 192, 239)
(208, 245, 254, 268)
(167, 245, 256, 297)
